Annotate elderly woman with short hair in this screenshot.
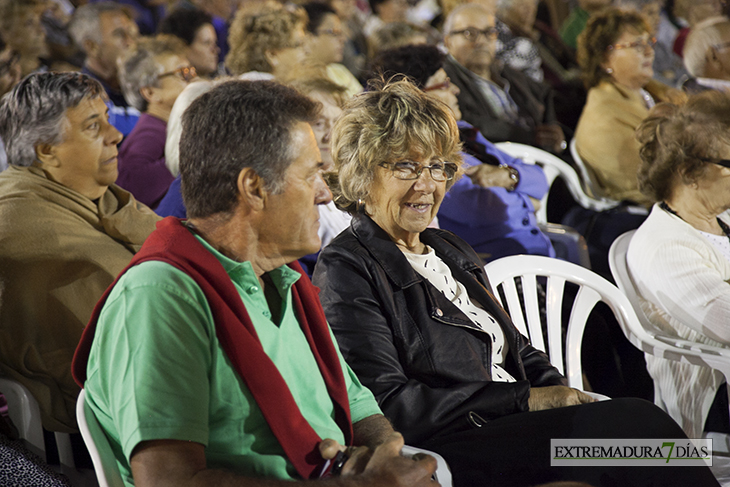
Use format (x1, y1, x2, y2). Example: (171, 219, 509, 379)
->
(574, 7, 685, 205)
(117, 35, 196, 208)
(312, 78, 718, 487)
(628, 90, 730, 439)
(225, 2, 309, 80)
(0, 72, 160, 433)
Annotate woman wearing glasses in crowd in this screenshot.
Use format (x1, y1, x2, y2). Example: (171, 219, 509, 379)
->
(312, 79, 719, 487)
(628, 90, 730, 440)
(116, 35, 196, 209)
(574, 7, 685, 206)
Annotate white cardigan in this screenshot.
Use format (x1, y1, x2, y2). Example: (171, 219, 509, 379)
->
(627, 204, 730, 437)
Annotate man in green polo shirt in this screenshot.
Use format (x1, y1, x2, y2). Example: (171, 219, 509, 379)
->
(75, 80, 438, 487)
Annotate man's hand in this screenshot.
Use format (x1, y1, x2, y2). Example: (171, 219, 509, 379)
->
(465, 164, 514, 189)
(528, 385, 596, 411)
(319, 434, 438, 485)
(535, 124, 565, 154)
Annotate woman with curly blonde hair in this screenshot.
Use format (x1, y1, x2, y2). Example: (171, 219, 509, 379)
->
(225, 2, 309, 79)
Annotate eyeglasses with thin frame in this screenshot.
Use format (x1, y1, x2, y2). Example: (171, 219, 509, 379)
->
(0, 51, 19, 77)
(449, 27, 498, 43)
(700, 157, 730, 169)
(424, 78, 452, 92)
(157, 65, 197, 82)
(607, 36, 657, 52)
(379, 160, 458, 182)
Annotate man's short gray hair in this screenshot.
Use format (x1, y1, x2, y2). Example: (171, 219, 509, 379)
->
(684, 18, 730, 77)
(614, 0, 659, 9)
(120, 35, 187, 112)
(0, 72, 104, 167)
(68, 2, 131, 50)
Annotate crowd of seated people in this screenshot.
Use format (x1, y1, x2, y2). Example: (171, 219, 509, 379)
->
(1, 0, 730, 485)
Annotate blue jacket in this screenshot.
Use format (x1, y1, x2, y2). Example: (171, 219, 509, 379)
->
(438, 121, 554, 262)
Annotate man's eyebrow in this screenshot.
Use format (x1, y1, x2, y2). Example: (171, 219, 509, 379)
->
(82, 109, 107, 124)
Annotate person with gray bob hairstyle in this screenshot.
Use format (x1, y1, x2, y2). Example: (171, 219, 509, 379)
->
(116, 35, 195, 208)
(0, 72, 104, 168)
(0, 71, 159, 434)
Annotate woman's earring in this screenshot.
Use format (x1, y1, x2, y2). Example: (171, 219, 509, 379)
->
(606, 67, 613, 74)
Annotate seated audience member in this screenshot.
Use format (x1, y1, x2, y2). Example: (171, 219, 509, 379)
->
(156, 78, 225, 216)
(368, 21, 435, 56)
(158, 7, 220, 78)
(329, 0, 369, 79)
(363, 0, 409, 38)
(90, 0, 166, 35)
(617, 0, 689, 87)
(628, 90, 730, 438)
(0, 72, 160, 433)
(574, 7, 685, 205)
(0, 33, 23, 173)
(313, 78, 720, 487)
(69, 2, 141, 136)
(303, 2, 362, 98)
(672, 0, 724, 57)
(683, 17, 730, 92)
(172, 0, 237, 65)
(117, 35, 195, 208)
(288, 74, 352, 275)
(0, 0, 48, 77)
(559, 0, 612, 50)
(495, 0, 544, 82)
(371, 44, 554, 262)
(225, 2, 309, 81)
(442, 3, 567, 153)
(73, 79, 438, 487)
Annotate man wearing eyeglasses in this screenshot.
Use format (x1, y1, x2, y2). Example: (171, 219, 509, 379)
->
(443, 3, 567, 154)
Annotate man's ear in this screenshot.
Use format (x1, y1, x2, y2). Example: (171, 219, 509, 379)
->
(237, 167, 266, 211)
(35, 143, 60, 168)
(264, 49, 279, 69)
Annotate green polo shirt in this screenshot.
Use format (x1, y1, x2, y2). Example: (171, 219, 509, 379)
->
(559, 6, 590, 50)
(84, 232, 381, 486)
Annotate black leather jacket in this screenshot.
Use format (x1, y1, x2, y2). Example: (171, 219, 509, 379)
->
(313, 215, 566, 445)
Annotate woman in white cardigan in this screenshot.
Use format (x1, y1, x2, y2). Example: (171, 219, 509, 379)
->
(628, 90, 730, 438)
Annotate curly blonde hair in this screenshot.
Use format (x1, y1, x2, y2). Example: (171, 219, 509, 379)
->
(331, 78, 463, 214)
(577, 7, 651, 90)
(225, 2, 308, 75)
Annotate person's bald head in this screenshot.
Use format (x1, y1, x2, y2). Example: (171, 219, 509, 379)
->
(443, 3, 497, 77)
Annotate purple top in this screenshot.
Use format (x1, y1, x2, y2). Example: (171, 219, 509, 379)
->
(116, 113, 174, 209)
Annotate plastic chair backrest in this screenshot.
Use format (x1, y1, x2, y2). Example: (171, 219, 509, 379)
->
(401, 445, 452, 486)
(0, 378, 45, 458)
(495, 142, 619, 219)
(608, 232, 730, 393)
(485, 254, 642, 389)
(76, 389, 125, 487)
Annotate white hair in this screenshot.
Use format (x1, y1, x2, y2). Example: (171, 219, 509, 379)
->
(165, 79, 229, 176)
(68, 2, 131, 51)
(683, 17, 730, 77)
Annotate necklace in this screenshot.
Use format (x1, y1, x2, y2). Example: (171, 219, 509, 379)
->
(660, 201, 730, 239)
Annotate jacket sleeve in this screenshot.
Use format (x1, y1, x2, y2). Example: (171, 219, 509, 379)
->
(314, 243, 533, 444)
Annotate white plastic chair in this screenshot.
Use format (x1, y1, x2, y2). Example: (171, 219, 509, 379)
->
(0, 378, 74, 467)
(608, 231, 730, 410)
(76, 389, 124, 487)
(485, 254, 640, 393)
(495, 141, 620, 222)
(77, 390, 453, 487)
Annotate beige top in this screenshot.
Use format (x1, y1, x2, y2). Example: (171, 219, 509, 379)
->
(574, 80, 653, 206)
(0, 166, 160, 432)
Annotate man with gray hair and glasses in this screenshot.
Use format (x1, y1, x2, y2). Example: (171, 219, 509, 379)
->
(0, 72, 159, 434)
(69, 2, 141, 135)
(442, 2, 566, 154)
